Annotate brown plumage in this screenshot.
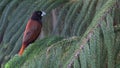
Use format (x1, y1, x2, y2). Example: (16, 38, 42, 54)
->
(18, 11, 46, 56)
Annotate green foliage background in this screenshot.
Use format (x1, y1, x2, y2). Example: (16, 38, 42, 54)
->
(0, 0, 120, 68)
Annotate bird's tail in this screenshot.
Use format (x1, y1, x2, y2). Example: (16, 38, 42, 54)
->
(18, 44, 26, 56)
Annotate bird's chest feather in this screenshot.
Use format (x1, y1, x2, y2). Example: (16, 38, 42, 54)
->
(25, 20, 42, 31)
(23, 20, 42, 44)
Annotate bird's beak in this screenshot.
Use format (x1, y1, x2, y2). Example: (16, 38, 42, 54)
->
(41, 11, 46, 16)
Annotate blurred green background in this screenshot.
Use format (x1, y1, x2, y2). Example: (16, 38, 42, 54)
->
(0, 0, 120, 68)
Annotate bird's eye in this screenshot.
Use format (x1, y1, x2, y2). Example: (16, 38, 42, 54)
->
(38, 13, 41, 15)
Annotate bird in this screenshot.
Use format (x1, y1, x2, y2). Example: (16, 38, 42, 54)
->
(18, 11, 46, 56)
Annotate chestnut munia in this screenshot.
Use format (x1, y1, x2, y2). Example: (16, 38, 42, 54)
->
(18, 11, 46, 55)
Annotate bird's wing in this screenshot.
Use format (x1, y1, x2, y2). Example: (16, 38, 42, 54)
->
(23, 26, 39, 44)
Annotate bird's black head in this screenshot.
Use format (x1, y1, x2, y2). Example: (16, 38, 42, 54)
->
(31, 11, 46, 22)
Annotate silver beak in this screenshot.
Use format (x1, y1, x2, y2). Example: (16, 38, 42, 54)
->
(41, 11, 46, 16)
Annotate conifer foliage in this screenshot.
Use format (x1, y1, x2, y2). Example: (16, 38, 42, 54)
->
(0, 0, 120, 68)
